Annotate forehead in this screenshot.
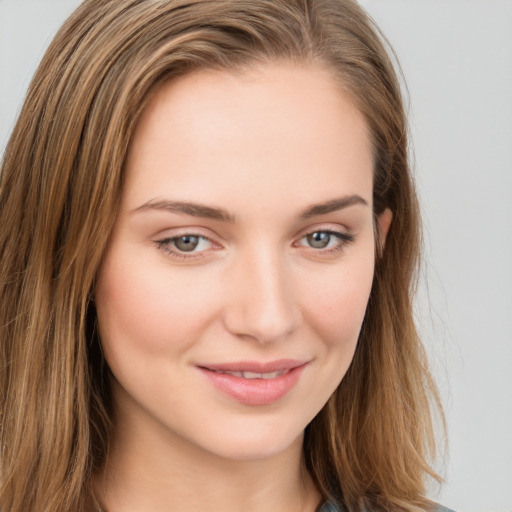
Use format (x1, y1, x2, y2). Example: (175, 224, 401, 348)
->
(123, 62, 374, 212)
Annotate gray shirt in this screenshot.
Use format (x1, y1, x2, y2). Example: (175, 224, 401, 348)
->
(318, 502, 456, 512)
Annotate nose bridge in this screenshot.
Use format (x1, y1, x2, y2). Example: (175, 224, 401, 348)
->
(223, 244, 300, 343)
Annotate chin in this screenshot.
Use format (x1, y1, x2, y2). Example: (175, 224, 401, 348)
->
(186, 418, 307, 463)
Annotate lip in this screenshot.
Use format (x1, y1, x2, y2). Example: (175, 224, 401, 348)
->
(196, 359, 308, 406)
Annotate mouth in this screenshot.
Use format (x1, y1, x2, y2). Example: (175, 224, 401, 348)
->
(196, 359, 308, 405)
(209, 369, 289, 379)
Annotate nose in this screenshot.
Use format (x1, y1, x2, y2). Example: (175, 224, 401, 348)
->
(222, 247, 301, 344)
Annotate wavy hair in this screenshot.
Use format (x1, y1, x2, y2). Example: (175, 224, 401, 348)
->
(0, 1, 443, 510)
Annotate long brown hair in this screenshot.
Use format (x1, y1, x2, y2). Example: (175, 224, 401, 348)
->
(0, 1, 443, 510)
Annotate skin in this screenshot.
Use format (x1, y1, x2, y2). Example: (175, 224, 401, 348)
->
(94, 61, 392, 512)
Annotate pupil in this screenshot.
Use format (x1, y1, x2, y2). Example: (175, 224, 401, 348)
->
(307, 232, 330, 249)
(174, 235, 199, 252)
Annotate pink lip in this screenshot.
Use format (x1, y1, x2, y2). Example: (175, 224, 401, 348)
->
(196, 359, 308, 406)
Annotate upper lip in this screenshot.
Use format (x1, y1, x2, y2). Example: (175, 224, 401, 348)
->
(197, 359, 308, 373)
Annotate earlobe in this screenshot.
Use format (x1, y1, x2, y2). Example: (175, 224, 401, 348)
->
(377, 208, 393, 250)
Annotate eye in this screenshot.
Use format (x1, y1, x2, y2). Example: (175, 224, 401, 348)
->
(306, 231, 334, 249)
(155, 234, 216, 259)
(296, 229, 355, 253)
(173, 235, 203, 252)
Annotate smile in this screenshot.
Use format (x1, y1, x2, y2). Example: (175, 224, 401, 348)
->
(211, 369, 288, 379)
(197, 360, 308, 406)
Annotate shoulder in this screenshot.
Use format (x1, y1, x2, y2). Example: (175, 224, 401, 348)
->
(317, 503, 457, 512)
(317, 503, 341, 512)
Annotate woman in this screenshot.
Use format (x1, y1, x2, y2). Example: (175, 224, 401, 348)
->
(0, 1, 450, 511)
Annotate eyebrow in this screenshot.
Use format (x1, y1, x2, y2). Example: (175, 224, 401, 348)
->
(133, 194, 368, 222)
(298, 195, 368, 219)
(133, 200, 235, 222)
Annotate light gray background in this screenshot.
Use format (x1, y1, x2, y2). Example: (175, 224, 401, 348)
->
(1, 1, 511, 511)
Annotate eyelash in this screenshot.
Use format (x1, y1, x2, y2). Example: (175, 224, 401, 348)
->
(154, 229, 355, 260)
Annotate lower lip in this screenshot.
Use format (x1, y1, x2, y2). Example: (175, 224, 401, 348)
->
(198, 365, 307, 406)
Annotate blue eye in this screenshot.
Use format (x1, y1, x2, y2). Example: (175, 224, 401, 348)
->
(298, 230, 354, 252)
(156, 234, 213, 257)
(173, 235, 201, 252)
(306, 231, 333, 249)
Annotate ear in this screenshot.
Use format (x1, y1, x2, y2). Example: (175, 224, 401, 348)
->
(377, 208, 393, 250)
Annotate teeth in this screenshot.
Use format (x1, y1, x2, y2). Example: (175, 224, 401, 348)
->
(243, 371, 282, 379)
(242, 371, 265, 379)
(219, 371, 244, 378)
(214, 370, 287, 379)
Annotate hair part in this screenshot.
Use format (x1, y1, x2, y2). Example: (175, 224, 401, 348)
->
(0, 1, 444, 511)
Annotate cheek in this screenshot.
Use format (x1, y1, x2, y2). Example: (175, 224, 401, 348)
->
(300, 253, 375, 351)
(292, 251, 375, 416)
(94, 249, 220, 367)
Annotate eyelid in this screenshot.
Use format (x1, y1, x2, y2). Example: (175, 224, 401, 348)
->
(295, 229, 354, 244)
(294, 222, 353, 241)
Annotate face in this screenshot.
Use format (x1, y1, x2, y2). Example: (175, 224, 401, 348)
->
(95, 62, 391, 461)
